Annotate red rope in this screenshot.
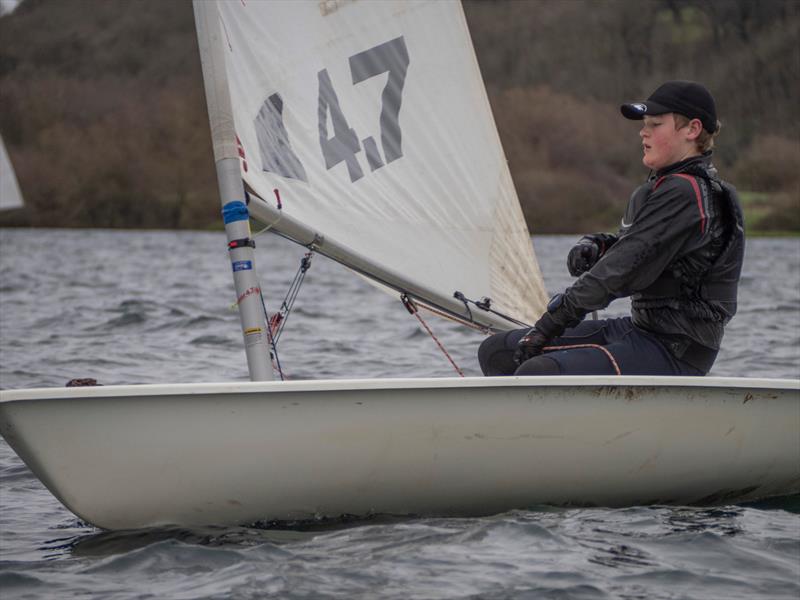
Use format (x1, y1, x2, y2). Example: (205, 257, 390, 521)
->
(402, 295, 465, 377)
(542, 343, 622, 375)
(269, 313, 283, 337)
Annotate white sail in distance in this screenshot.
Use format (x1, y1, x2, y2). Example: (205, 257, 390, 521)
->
(0, 135, 24, 211)
(213, 0, 547, 324)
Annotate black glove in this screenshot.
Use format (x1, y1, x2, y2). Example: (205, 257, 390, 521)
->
(567, 236, 601, 276)
(514, 327, 549, 364)
(514, 311, 565, 364)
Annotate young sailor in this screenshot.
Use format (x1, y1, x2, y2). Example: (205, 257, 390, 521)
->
(479, 81, 745, 377)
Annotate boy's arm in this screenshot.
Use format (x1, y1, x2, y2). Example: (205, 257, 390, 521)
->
(564, 177, 702, 316)
(566, 232, 619, 276)
(542, 177, 704, 336)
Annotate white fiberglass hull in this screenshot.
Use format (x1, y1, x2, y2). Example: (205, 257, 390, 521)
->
(0, 376, 798, 530)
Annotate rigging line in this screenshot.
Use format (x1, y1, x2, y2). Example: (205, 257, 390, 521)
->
(252, 217, 282, 237)
(454, 291, 531, 329)
(402, 294, 465, 377)
(454, 291, 473, 323)
(415, 299, 490, 333)
(257, 288, 285, 381)
(272, 252, 314, 343)
(247, 189, 284, 237)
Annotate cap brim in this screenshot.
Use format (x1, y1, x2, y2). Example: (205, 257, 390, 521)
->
(620, 100, 672, 120)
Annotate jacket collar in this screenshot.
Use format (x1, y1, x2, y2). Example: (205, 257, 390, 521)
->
(654, 151, 717, 180)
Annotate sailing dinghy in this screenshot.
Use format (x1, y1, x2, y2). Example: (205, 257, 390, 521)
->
(0, 0, 797, 530)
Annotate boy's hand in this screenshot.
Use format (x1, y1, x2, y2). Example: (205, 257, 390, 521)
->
(514, 327, 549, 363)
(514, 311, 564, 364)
(567, 237, 601, 276)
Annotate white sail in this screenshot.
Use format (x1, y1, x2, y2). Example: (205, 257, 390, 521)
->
(212, 0, 547, 324)
(0, 135, 24, 211)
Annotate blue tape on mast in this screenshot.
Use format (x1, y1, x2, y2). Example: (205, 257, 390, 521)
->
(222, 201, 249, 224)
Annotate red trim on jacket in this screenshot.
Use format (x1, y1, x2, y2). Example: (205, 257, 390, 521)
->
(652, 174, 706, 235)
(672, 173, 706, 234)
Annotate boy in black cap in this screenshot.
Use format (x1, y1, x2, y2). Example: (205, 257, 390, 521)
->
(478, 81, 745, 377)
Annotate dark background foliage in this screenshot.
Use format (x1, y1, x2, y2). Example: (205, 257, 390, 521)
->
(0, 0, 797, 232)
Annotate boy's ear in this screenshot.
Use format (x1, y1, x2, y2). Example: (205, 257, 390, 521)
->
(685, 118, 703, 140)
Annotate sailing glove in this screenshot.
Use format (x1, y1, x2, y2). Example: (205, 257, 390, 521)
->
(567, 236, 602, 276)
(514, 311, 564, 364)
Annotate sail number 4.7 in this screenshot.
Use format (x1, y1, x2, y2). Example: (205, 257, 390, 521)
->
(254, 37, 409, 184)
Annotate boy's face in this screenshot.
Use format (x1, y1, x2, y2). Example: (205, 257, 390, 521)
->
(639, 113, 700, 171)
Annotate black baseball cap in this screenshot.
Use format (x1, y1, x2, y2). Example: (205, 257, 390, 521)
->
(621, 80, 718, 133)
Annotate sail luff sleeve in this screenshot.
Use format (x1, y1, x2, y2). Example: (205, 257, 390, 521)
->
(194, 0, 273, 381)
(193, 0, 237, 163)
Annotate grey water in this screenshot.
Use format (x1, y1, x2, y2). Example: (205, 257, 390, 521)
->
(0, 228, 798, 599)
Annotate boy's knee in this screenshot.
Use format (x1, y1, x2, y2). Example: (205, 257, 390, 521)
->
(477, 334, 496, 357)
(514, 355, 561, 376)
(478, 332, 519, 376)
(477, 334, 501, 375)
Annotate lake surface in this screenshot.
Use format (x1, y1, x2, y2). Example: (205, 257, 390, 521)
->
(1, 229, 798, 599)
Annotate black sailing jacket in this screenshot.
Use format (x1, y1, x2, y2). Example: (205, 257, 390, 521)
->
(550, 153, 745, 371)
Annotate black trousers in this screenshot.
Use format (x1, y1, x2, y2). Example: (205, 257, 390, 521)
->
(478, 317, 704, 376)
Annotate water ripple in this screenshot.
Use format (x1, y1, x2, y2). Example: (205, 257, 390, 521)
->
(0, 230, 798, 599)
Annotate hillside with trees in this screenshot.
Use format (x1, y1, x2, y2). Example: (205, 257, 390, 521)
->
(0, 0, 797, 233)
